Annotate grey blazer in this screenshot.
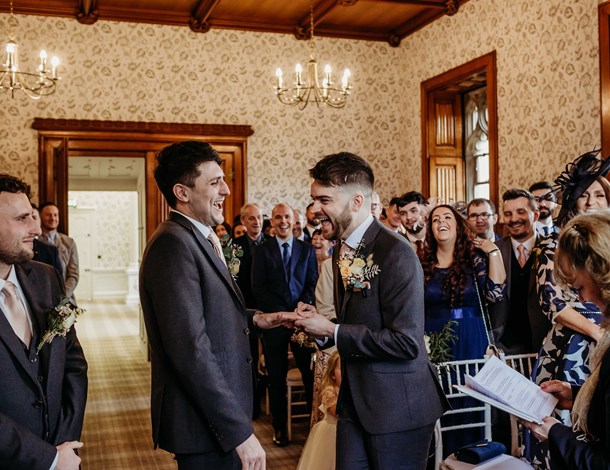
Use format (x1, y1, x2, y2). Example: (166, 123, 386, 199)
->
(332, 219, 447, 434)
(139, 211, 253, 455)
(0, 261, 88, 469)
(40, 233, 79, 304)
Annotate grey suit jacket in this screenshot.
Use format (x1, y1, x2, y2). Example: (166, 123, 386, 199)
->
(490, 235, 551, 354)
(40, 233, 79, 304)
(0, 261, 88, 469)
(332, 219, 447, 434)
(139, 211, 254, 455)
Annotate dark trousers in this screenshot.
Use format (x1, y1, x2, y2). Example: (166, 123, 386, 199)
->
(336, 398, 435, 470)
(175, 450, 240, 470)
(262, 326, 315, 431)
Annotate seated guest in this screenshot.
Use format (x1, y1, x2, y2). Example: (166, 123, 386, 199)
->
(420, 204, 506, 455)
(311, 229, 332, 274)
(31, 203, 63, 275)
(524, 211, 610, 469)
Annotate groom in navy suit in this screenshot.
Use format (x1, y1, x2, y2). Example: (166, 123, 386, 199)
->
(0, 174, 87, 470)
(296, 153, 447, 469)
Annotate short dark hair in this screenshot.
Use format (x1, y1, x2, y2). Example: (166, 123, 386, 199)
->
(154, 141, 222, 208)
(0, 174, 30, 197)
(399, 191, 426, 207)
(502, 188, 537, 211)
(389, 196, 402, 207)
(467, 198, 496, 214)
(308, 152, 374, 192)
(529, 181, 554, 193)
(38, 201, 58, 213)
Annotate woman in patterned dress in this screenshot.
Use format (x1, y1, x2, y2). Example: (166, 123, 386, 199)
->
(528, 150, 610, 467)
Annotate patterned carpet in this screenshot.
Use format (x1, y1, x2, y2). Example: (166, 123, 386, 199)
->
(77, 300, 307, 469)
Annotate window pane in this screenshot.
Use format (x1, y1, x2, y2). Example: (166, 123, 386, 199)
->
(476, 155, 489, 182)
(474, 183, 490, 199)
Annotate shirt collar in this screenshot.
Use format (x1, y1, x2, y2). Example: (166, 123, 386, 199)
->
(171, 209, 211, 238)
(343, 214, 375, 250)
(511, 233, 536, 252)
(276, 236, 293, 250)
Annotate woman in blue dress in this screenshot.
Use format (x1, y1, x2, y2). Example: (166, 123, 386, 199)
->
(420, 204, 506, 456)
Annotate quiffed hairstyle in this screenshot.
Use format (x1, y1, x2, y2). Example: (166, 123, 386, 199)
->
(502, 188, 537, 211)
(529, 181, 554, 193)
(0, 173, 30, 197)
(309, 152, 374, 192)
(154, 141, 222, 208)
(399, 191, 426, 207)
(555, 211, 610, 317)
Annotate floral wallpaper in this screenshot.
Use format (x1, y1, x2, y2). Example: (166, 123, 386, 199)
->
(68, 191, 134, 269)
(0, 0, 605, 211)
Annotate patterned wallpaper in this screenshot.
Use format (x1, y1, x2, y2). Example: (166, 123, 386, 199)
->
(0, 0, 604, 211)
(68, 191, 135, 269)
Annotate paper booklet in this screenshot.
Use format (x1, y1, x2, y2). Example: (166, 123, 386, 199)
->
(453, 355, 558, 425)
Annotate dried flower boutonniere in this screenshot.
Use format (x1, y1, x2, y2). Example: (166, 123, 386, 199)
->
(37, 297, 85, 353)
(221, 237, 244, 280)
(338, 241, 380, 296)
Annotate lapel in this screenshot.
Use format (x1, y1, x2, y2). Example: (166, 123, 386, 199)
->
(270, 240, 288, 284)
(169, 212, 245, 310)
(337, 220, 382, 322)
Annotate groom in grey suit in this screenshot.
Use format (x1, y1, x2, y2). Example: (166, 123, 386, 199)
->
(0, 174, 87, 470)
(296, 153, 448, 470)
(140, 141, 290, 470)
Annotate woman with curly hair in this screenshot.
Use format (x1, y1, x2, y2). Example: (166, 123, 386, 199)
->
(421, 204, 506, 362)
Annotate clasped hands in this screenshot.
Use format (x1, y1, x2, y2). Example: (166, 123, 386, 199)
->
(253, 302, 335, 338)
(520, 380, 574, 442)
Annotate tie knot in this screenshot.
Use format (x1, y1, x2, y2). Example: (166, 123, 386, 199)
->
(2, 281, 17, 297)
(517, 244, 525, 254)
(283, 242, 289, 248)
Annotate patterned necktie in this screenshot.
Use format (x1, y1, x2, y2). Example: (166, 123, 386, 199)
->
(2, 281, 32, 347)
(282, 242, 291, 280)
(517, 244, 527, 268)
(208, 231, 227, 267)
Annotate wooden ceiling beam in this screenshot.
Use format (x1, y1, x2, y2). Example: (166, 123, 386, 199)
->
(360, 0, 446, 6)
(76, 0, 99, 25)
(190, 0, 222, 33)
(295, 0, 339, 40)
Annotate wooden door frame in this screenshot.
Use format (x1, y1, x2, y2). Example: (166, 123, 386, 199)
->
(599, 2, 610, 156)
(420, 51, 498, 207)
(33, 119, 253, 239)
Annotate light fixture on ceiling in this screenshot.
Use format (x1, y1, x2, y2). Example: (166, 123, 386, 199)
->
(275, 3, 351, 110)
(0, 0, 60, 99)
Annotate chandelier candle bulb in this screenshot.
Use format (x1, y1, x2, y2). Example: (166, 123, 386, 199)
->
(295, 63, 302, 86)
(276, 68, 283, 90)
(324, 64, 331, 85)
(342, 69, 350, 91)
(51, 56, 59, 79)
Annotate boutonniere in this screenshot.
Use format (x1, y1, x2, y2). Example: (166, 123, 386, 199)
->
(338, 241, 380, 297)
(37, 297, 85, 353)
(220, 236, 244, 279)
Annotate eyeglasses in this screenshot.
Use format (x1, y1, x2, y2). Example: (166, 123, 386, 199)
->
(533, 194, 556, 203)
(467, 212, 493, 220)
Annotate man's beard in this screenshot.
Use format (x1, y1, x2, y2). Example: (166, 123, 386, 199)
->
(0, 245, 34, 266)
(405, 219, 425, 235)
(325, 204, 352, 241)
(539, 207, 552, 220)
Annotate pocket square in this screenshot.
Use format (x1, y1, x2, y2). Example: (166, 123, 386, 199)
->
(454, 439, 506, 464)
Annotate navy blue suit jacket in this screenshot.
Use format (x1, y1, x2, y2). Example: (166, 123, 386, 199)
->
(252, 237, 318, 312)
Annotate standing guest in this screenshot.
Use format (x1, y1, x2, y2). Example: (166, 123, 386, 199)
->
(370, 191, 383, 219)
(0, 174, 88, 470)
(490, 189, 551, 354)
(420, 204, 506, 455)
(311, 228, 333, 274)
(252, 203, 318, 447)
(38, 202, 79, 305)
(293, 209, 306, 241)
(398, 191, 428, 255)
(31, 203, 63, 276)
(303, 202, 320, 242)
(528, 151, 610, 467)
(140, 141, 289, 469)
(233, 224, 247, 238)
(382, 196, 404, 232)
(214, 221, 231, 240)
(466, 198, 500, 241)
(296, 152, 447, 470)
(524, 211, 610, 469)
(529, 181, 559, 236)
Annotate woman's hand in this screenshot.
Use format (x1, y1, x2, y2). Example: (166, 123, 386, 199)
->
(540, 380, 574, 410)
(521, 416, 561, 442)
(473, 237, 499, 255)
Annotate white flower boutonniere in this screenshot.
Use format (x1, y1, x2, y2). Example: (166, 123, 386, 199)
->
(221, 237, 244, 280)
(37, 297, 85, 353)
(338, 241, 380, 296)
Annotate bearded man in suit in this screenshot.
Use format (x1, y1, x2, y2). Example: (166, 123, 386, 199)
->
(295, 152, 447, 470)
(140, 141, 289, 470)
(0, 173, 88, 470)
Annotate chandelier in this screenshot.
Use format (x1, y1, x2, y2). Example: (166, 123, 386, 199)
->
(275, 3, 351, 110)
(0, 0, 60, 99)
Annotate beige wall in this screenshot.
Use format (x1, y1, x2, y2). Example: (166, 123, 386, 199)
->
(0, 0, 603, 209)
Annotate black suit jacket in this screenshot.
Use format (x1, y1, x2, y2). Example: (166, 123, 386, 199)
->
(330, 219, 447, 434)
(252, 237, 318, 312)
(548, 349, 610, 469)
(490, 235, 551, 354)
(0, 261, 88, 469)
(139, 212, 253, 455)
(233, 234, 265, 309)
(33, 239, 63, 276)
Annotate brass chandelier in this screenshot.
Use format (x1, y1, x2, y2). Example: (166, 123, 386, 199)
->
(0, 0, 60, 99)
(275, 4, 351, 110)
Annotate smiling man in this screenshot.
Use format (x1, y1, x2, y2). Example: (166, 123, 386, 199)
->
(490, 188, 550, 354)
(294, 152, 447, 470)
